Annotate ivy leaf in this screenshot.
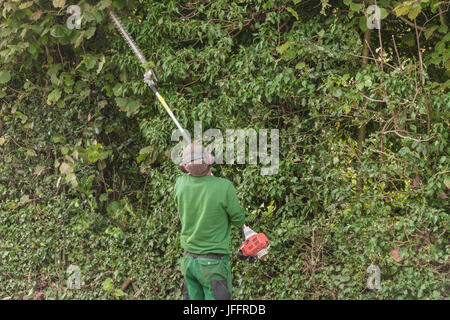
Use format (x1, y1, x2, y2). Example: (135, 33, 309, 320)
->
(126, 99, 140, 116)
(30, 11, 43, 21)
(98, 100, 107, 109)
(27, 42, 40, 56)
(107, 201, 121, 215)
(0, 70, 11, 84)
(59, 162, 74, 174)
(113, 84, 123, 97)
(286, 7, 299, 20)
(277, 41, 293, 55)
(343, 105, 351, 114)
(86, 27, 96, 40)
(47, 65, 61, 85)
(16, 111, 28, 124)
(408, 7, 421, 20)
(20, 195, 30, 204)
(295, 62, 306, 70)
(139, 146, 152, 155)
(47, 89, 62, 105)
(66, 173, 78, 187)
(112, 0, 125, 10)
(115, 97, 128, 111)
(356, 81, 364, 90)
(379, 8, 388, 20)
(444, 178, 450, 189)
(103, 278, 113, 291)
(52, 0, 66, 8)
(438, 24, 448, 34)
(349, 2, 363, 12)
(84, 55, 97, 70)
(283, 49, 297, 60)
(74, 31, 85, 48)
(332, 88, 342, 98)
(391, 246, 404, 263)
(394, 4, 411, 17)
(99, 0, 112, 10)
(34, 165, 46, 176)
(425, 25, 439, 39)
(64, 74, 74, 87)
(19, 1, 34, 9)
(97, 55, 106, 74)
(113, 289, 124, 298)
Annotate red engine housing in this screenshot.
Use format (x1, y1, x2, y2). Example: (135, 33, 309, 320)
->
(238, 233, 270, 259)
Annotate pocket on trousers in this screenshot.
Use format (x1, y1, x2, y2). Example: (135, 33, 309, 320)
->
(211, 280, 231, 300)
(197, 258, 227, 282)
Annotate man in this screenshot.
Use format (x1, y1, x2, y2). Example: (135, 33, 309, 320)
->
(174, 143, 246, 300)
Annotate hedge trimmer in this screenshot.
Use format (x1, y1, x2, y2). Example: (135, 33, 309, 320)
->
(108, 10, 191, 144)
(237, 225, 270, 263)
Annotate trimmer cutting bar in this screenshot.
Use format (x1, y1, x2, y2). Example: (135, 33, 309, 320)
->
(109, 10, 191, 144)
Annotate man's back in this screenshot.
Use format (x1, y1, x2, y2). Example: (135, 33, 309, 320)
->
(174, 175, 245, 255)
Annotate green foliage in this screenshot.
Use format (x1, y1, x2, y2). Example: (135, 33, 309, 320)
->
(0, 0, 448, 300)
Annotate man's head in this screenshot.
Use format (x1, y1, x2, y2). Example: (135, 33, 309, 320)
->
(181, 143, 213, 177)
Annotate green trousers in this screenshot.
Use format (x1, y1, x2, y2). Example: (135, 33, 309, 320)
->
(180, 253, 232, 300)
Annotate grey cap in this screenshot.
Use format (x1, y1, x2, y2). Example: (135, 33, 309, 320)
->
(182, 143, 211, 177)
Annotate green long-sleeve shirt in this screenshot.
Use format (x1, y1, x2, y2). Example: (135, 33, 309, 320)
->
(174, 175, 246, 255)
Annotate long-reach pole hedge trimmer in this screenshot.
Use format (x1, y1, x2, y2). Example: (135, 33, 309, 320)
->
(109, 10, 269, 262)
(108, 10, 191, 144)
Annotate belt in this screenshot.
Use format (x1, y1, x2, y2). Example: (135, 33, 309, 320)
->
(184, 251, 225, 260)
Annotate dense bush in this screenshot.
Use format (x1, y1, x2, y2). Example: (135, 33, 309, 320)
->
(0, 0, 448, 299)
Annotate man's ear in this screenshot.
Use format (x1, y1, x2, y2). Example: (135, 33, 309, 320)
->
(208, 151, 215, 165)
